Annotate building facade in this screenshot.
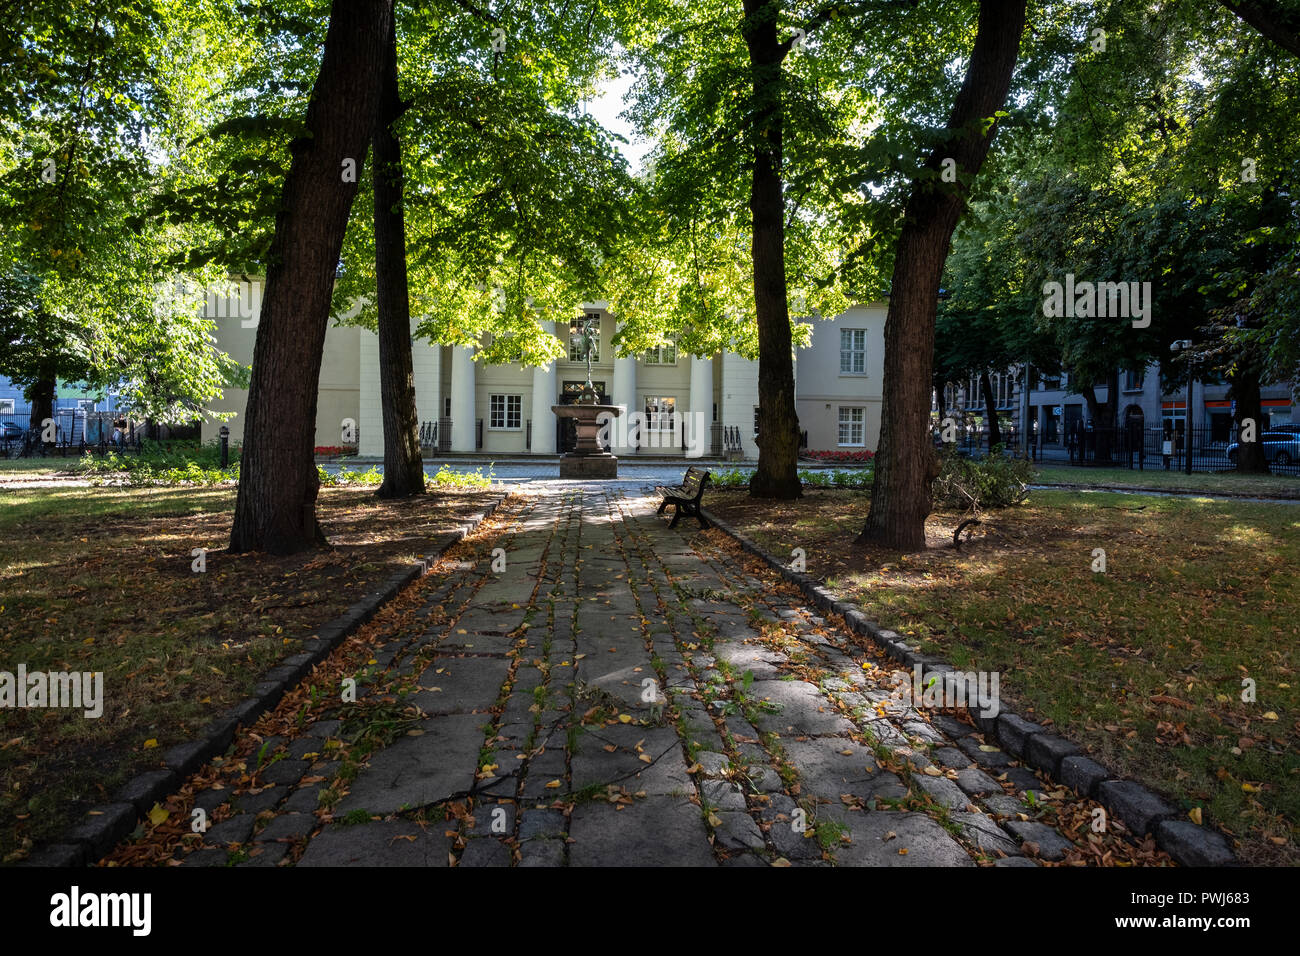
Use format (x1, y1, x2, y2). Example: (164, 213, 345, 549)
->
(200, 283, 891, 459)
(935, 362, 1295, 452)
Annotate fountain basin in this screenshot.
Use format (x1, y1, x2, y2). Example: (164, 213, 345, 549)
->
(552, 403, 622, 479)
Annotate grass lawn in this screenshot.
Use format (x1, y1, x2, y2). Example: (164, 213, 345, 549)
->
(707, 487, 1300, 865)
(0, 458, 81, 476)
(0, 483, 502, 862)
(1035, 464, 1300, 498)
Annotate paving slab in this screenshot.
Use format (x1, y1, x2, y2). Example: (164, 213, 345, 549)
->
(750, 680, 857, 736)
(297, 822, 452, 867)
(568, 796, 717, 867)
(412, 657, 511, 715)
(833, 811, 974, 867)
(335, 714, 486, 815)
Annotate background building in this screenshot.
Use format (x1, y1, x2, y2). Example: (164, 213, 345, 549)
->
(202, 286, 891, 459)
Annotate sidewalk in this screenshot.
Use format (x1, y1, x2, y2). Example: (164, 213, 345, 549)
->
(137, 487, 1130, 867)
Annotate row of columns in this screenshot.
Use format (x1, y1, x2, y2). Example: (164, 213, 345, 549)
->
(363, 336, 721, 456)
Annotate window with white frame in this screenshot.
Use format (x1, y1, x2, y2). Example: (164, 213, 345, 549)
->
(837, 406, 865, 446)
(489, 394, 522, 429)
(645, 396, 676, 431)
(753, 406, 760, 436)
(839, 329, 867, 374)
(643, 341, 677, 365)
(568, 313, 600, 362)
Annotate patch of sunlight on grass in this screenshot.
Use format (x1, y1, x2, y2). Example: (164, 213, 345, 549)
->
(1217, 524, 1280, 546)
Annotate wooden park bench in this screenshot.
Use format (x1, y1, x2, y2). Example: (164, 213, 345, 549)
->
(656, 466, 712, 529)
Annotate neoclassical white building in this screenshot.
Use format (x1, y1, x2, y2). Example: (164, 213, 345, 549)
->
(201, 285, 888, 459)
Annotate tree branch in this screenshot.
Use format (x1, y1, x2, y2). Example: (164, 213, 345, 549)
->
(776, 0, 916, 61)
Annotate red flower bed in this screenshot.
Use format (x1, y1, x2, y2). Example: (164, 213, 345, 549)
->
(314, 445, 358, 457)
(802, 449, 875, 464)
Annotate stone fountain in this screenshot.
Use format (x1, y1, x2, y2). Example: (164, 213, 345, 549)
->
(552, 314, 622, 479)
(553, 386, 622, 479)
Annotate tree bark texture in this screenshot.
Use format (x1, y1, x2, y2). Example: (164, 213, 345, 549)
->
(744, 0, 801, 500)
(373, 14, 425, 499)
(230, 0, 394, 554)
(860, 0, 1026, 550)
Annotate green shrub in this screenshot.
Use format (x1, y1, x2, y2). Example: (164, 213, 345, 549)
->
(81, 447, 238, 486)
(709, 466, 872, 490)
(315, 463, 496, 490)
(428, 464, 495, 489)
(710, 468, 752, 489)
(318, 465, 384, 486)
(931, 447, 1032, 510)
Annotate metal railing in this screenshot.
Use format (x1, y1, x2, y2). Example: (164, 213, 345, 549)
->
(940, 423, 1299, 475)
(1, 406, 148, 459)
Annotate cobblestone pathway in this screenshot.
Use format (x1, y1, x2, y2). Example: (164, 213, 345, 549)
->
(166, 487, 1092, 867)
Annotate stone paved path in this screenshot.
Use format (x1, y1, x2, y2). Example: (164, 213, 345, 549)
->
(171, 487, 1089, 867)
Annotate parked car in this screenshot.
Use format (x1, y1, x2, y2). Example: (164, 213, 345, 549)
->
(1225, 431, 1300, 466)
(1, 421, 25, 440)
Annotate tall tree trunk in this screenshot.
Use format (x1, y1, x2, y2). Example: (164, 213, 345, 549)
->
(373, 14, 424, 499)
(859, 0, 1026, 550)
(27, 373, 54, 436)
(230, 0, 393, 554)
(980, 370, 1001, 449)
(1219, 0, 1300, 57)
(1082, 375, 1118, 462)
(1230, 367, 1269, 472)
(744, 0, 800, 500)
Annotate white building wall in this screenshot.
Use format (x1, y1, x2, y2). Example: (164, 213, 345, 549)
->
(412, 338, 441, 438)
(358, 328, 382, 457)
(794, 303, 886, 452)
(721, 350, 761, 459)
(205, 294, 894, 461)
(200, 279, 360, 450)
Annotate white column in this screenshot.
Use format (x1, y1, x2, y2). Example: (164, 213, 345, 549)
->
(611, 334, 637, 454)
(688, 354, 713, 458)
(450, 345, 476, 452)
(410, 317, 440, 437)
(531, 361, 557, 454)
(723, 349, 761, 459)
(358, 328, 383, 458)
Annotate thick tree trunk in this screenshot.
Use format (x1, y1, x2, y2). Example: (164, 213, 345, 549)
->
(230, 0, 393, 554)
(1219, 0, 1300, 57)
(860, 0, 1026, 550)
(744, 0, 801, 500)
(1081, 376, 1117, 462)
(27, 374, 54, 436)
(1231, 368, 1269, 472)
(373, 16, 425, 500)
(980, 370, 1001, 449)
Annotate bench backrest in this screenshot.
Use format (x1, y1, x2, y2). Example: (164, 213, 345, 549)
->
(680, 466, 710, 499)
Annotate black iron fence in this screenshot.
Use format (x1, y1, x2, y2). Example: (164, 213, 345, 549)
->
(941, 425, 1039, 461)
(0, 406, 151, 459)
(940, 422, 1300, 476)
(1061, 424, 1299, 475)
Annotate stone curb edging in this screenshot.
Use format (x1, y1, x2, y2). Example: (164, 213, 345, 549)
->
(699, 506, 1239, 868)
(21, 493, 509, 868)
